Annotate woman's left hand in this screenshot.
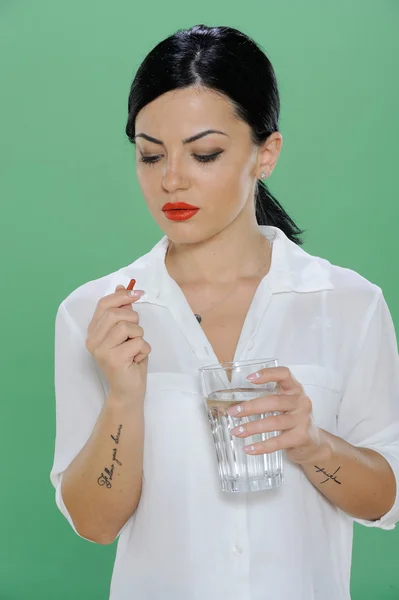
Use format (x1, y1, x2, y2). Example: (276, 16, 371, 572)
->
(227, 366, 331, 465)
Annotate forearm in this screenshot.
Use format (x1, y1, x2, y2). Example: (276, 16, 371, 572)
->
(61, 395, 144, 544)
(301, 429, 396, 521)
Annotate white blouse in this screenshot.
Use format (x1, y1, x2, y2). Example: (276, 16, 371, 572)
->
(50, 226, 399, 600)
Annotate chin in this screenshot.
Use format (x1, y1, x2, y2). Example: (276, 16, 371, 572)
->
(163, 227, 204, 245)
(162, 222, 225, 246)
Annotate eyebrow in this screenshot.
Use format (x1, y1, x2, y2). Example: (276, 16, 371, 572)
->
(133, 129, 229, 145)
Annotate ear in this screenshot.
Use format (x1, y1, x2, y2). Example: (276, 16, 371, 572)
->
(257, 132, 283, 177)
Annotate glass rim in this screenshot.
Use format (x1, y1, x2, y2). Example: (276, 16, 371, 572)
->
(199, 358, 278, 373)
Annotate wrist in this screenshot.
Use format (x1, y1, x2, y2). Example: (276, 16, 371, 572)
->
(106, 390, 145, 411)
(299, 429, 334, 467)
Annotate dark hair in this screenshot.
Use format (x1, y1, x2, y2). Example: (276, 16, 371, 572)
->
(125, 24, 304, 245)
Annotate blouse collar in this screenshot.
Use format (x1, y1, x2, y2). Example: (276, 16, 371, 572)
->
(114, 226, 334, 307)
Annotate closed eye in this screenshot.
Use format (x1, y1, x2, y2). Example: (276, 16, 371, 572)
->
(139, 151, 224, 166)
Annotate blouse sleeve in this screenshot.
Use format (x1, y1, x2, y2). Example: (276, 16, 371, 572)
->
(49, 302, 106, 541)
(337, 290, 399, 530)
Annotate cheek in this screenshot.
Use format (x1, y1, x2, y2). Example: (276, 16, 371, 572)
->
(136, 165, 153, 191)
(136, 167, 159, 207)
(204, 165, 252, 213)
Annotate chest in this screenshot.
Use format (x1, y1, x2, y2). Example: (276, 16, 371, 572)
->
(140, 289, 345, 436)
(180, 281, 261, 365)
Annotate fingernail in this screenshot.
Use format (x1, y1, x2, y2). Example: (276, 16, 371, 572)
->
(243, 445, 256, 454)
(246, 372, 260, 381)
(129, 290, 145, 298)
(227, 404, 243, 416)
(230, 425, 246, 436)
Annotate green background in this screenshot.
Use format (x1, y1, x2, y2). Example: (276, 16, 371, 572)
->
(1, 1, 398, 598)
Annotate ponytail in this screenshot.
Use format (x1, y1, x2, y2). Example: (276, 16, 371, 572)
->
(255, 181, 304, 245)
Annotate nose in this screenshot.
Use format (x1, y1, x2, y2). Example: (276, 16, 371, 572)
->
(162, 157, 189, 192)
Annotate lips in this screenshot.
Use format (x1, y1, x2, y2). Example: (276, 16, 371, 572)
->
(162, 202, 200, 222)
(162, 202, 199, 211)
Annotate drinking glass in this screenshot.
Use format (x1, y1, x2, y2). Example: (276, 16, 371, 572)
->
(199, 359, 284, 492)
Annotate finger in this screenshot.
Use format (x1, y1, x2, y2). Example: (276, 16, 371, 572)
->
(246, 366, 302, 394)
(242, 428, 303, 455)
(102, 321, 145, 350)
(113, 336, 151, 363)
(230, 412, 298, 437)
(133, 351, 150, 364)
(89, 288, 145, 334)
(227, 393, 300, 418)
(87, 308, 140, 352)
(95, 335, 151, 367)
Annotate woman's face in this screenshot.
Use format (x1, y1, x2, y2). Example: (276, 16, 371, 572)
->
(134, 86, 267, 244)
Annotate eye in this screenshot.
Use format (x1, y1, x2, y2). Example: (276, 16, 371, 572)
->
(139, 154, 162, 166)
(139, 150, 224, 166)
(193, 151, 224, 164)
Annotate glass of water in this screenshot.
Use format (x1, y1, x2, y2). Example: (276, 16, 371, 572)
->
(199, 358, 283, 493)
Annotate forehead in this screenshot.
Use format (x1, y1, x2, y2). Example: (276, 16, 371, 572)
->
(135, 86, 241, 137)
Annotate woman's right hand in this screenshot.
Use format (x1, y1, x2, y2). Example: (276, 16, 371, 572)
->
(85, 284, 151, 403)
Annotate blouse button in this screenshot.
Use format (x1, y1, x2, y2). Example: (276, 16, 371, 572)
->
(231, 544, 243, 556)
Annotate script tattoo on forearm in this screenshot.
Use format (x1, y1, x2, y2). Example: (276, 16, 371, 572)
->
(314, 465, 342, 485)
(97, 425, 123, 489)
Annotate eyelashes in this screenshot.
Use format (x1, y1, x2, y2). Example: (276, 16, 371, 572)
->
(139, 150, 224, 167)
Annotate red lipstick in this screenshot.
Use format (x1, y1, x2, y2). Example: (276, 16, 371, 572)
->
(162, 202, 199, 221)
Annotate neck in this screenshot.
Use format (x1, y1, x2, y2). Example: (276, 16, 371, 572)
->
(165, 216, 271, 286)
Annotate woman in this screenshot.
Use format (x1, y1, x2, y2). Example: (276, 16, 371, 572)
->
(50, 24, 399, 600)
